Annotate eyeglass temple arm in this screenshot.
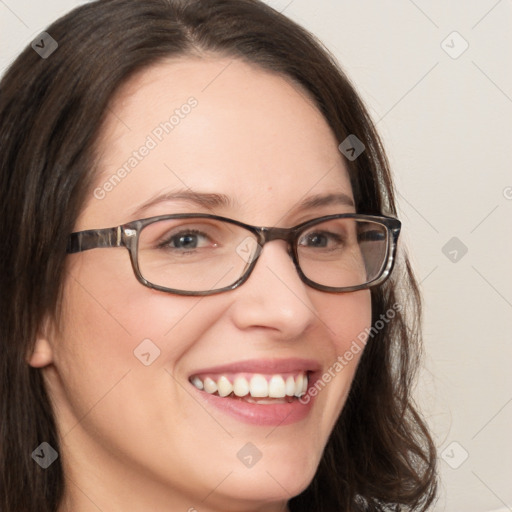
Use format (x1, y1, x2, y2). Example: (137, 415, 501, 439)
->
(67, 226, 123, 254)
(380, 224, 401, 278)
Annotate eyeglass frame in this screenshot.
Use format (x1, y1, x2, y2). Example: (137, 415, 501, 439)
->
(66, 213, 401, 296)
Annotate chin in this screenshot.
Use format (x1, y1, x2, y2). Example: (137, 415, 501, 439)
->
(214, 444, 321, 506)
(217, 469, 315, 509)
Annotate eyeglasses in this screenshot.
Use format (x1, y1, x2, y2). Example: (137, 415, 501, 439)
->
(67, 213, 401, 296)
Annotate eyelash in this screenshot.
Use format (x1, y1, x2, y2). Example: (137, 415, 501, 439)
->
(157, 229, 210, 250)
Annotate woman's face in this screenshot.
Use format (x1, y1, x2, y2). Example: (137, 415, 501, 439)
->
(32, 57, 371, 511)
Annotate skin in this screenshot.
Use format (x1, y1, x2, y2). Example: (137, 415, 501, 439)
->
(29, 56, 371, 512)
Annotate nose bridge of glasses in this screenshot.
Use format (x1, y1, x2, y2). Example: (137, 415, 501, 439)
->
(253, 226, 297, 260)
(260, 226, 296, 245)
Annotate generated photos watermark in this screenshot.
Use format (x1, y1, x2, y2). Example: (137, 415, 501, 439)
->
(31, 442, 59, 469)
(31, 32, 58, 59)
(134, 338, 161, 366)
(93, 96, 198, 200)
(299, 302, 403, 404)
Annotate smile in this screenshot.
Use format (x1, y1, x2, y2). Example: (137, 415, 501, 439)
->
(190, 372, 308, 401)
(187, 359, 319, 426)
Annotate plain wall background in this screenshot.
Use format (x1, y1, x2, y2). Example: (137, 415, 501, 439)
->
(1, 1, 511, 510)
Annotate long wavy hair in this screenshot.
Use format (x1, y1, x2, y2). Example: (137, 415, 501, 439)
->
(0, 0, 437, 510)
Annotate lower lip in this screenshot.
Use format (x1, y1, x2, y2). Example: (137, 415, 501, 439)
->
(191, 378, 317, 427)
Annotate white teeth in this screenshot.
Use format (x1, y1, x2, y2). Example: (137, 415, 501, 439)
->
(294, 374, 304, 397)
(191, 372, 309, 399)
(268, 375, 286, 398)
(285, 376, 296, 396)
(191, 376, 204, 390)
(249, 374, 268, 397)
(217, 376, 233, 397)
(203, 377, 218, 394)
(233, 376, 249, 397)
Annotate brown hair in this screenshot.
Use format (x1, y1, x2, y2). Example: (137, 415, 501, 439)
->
(0, 0, 437, 510)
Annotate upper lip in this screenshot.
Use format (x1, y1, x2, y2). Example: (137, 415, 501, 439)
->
(188, 358, 321, 377)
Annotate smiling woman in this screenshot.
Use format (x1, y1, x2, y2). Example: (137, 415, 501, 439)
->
(0, 1, 437, 511)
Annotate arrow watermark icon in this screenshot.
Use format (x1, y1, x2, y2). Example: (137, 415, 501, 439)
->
(134, 338, 161, 366)
(31, 32, 58, 59)
(442, 237, 468, 263)
(237, 442, 262, 468)
(338, 134, 365, 161)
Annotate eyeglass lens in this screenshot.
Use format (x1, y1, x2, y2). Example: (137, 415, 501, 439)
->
(136, 217, 389, 293)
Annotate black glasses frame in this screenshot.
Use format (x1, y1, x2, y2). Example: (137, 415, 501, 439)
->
(67, 213, 401, 296)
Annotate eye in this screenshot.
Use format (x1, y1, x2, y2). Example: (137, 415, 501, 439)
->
(161, 229, 211, 250)
(298, 230, 343, 249)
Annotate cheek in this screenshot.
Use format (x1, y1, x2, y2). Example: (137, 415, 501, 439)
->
(311, 289, 371, 426)
(54, 255, 227, 425)
(319, 289, 372, 351)
(62, 251, 225, 349)
(52, 256, 235, 482)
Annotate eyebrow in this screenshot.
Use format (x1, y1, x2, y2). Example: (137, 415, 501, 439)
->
(130, 190, 236, 218)
(297, 192, 355, 210)
(130, 189, 355, 219)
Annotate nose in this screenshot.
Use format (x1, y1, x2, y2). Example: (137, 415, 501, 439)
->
(228, 240, 318, 338)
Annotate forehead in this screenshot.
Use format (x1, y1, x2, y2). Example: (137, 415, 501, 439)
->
(81, 56, 353, 228)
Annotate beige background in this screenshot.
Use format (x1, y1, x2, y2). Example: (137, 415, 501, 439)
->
(1, 1, 511, 510)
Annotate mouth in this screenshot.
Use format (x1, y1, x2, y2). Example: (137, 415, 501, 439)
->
(187, 359, 319, 426)
(190, 371, 309, 403)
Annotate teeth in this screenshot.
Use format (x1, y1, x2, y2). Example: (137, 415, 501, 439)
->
(285, 376, 295, 396)
(203, 377, 218, 394)
(249, 375, 268, 397)
(191, 376, 203, 390)
(191, 372, 308, 400)
(217, 376, 233, 397)
(301, 375, 308, 395)
(294, 374, 304, 397)
(268, 375, 286, 398)
(233, 376, 249, 397)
